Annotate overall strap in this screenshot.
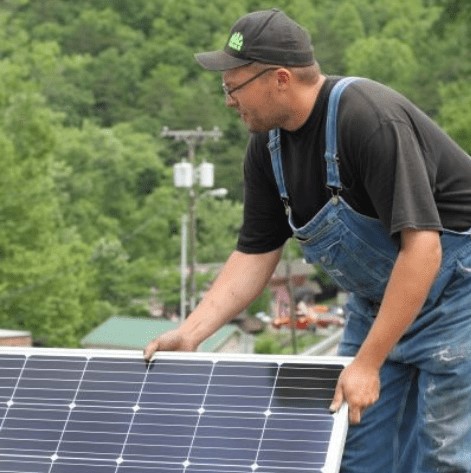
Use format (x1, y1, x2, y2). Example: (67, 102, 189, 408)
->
(325, 77, 361, 196)
(267, 128, 290, 215)
(267, 76, 361, 213)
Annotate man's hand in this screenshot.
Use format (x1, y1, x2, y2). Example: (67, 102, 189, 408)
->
(142, 250, 283, 362)
(143, 329, 198, 361)
(329, 360, 380, 424)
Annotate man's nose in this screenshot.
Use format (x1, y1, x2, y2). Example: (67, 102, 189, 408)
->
(225, 94, 237, 107)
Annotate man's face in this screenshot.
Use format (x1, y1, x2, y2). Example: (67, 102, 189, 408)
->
(222, 65, 284, 133)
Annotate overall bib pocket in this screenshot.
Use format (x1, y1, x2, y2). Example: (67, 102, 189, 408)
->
(299, 227, 395, 300)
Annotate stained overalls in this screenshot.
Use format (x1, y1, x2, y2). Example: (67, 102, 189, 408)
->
(267, 77, 471, 472)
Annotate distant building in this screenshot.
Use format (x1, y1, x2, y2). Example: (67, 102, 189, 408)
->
(81, 315, 251, 353)
(0, 329, 32, 347)
(270, 259, 321, 318)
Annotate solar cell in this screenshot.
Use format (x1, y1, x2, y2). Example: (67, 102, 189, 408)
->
(0, 348, 350, 473)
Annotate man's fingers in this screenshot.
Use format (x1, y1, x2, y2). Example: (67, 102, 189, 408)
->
(329, 384, 344, 413)
(348, 406, 362, 425)
(143, 339, 160, 361)
(330, 387, 363, 424)
(143, 330, 195, 361)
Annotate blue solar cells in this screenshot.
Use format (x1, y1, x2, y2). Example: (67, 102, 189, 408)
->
(0, 349, 348, 473)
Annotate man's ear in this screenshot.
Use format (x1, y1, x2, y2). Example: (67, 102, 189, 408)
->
(275, 68, 291, 90)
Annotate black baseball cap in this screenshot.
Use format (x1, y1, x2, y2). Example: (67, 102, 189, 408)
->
(195, 8, 314, 71)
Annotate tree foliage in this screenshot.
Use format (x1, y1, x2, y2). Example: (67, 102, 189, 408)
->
(0, 0, 468, 346)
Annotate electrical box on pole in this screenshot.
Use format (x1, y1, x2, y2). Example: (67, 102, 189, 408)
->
(198, 161, 214, 188)
(173, 161, 193, 188)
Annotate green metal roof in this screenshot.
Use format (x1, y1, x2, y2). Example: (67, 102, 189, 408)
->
(80, 316, 241, 352)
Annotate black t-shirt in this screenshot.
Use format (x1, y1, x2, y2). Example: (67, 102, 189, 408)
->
(237, 76, 471, 254)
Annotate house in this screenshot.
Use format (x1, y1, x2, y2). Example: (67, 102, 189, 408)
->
(0, 329, 32, 347)
(80, 315, 251, 353)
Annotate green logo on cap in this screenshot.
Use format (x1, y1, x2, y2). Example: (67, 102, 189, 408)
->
(228, 32, 244, 51)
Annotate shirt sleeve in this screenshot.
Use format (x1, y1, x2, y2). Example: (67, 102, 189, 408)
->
(359, 119, 442, 236)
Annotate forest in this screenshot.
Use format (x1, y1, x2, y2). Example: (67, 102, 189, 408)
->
(0, 0, 469, 346)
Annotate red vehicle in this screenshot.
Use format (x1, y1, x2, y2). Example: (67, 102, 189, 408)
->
(272, 304, 344, 330)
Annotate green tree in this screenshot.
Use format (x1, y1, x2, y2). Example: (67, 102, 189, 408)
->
(438, 80, 471, 152)
(345, 37, 418, 94)
(314, 1, 365, 74)
(0, 90, 100, 346)
(61, 8, 143, 56)
(197, 197, 243, 263)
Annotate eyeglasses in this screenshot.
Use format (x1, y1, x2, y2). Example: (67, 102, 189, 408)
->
(222, 67, 278, 98)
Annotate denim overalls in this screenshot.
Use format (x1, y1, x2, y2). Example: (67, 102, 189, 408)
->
(267, 77, 471, 473)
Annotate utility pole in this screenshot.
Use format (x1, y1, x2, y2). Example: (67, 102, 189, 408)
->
(285, 239, 298, 354)
(161, 126, 223, 318)
(179, 214, 188, 323)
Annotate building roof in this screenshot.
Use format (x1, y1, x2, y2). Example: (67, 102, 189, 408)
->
(0, 329, 31, 338)
(80, 316, 241, 352)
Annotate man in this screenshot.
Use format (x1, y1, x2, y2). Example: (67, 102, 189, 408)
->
(144, 8, 471, 472)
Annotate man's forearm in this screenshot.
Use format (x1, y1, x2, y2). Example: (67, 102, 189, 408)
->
(355, 229, 442, 369)
(179, 248, 283, 347)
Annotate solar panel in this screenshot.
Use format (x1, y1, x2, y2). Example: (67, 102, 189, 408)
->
(0, 347, 350, 473)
